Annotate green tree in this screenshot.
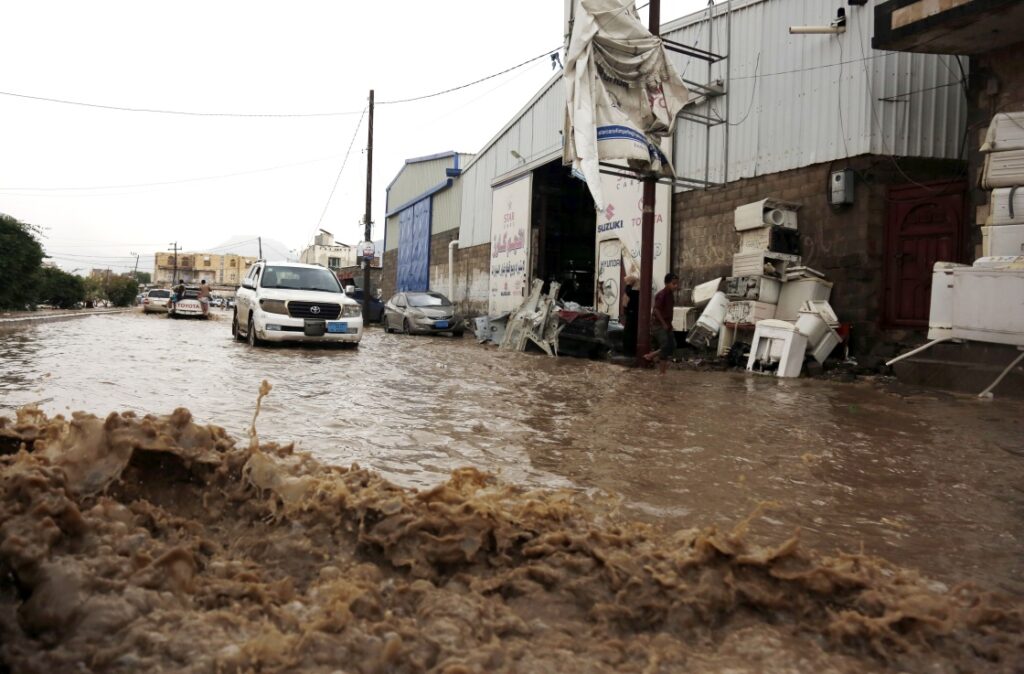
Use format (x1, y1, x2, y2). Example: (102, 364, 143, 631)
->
(105, 276, 139, 307)
(83, 276, 106, 305)
(36, 267, 86, 309)
(132, 271, 152, 284)
(0, 213, 45, 310)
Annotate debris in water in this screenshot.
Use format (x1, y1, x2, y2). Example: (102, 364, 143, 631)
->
(0, 405, 1021, 673)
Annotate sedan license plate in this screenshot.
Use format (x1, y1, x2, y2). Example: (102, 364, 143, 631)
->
(326, 321, 348, 334)
(434, 320, 449, 329)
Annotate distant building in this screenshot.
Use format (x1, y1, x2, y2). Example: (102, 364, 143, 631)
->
(299, 230, 357, 271)
(153, 252, 257, 286)
(89, 268, 113, 280)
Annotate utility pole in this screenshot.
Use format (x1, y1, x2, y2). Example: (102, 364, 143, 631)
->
(130, 251, 140, 282)
(362, 89, 374, 323)
(636, 0, 660, 366)
(168, 242, 180, 285)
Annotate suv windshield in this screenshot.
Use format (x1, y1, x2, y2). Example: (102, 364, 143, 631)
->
(407, 292, 451, 307)
(260, 266, 342, 293)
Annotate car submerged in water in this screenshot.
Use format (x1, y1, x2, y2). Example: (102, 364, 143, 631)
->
(168, 287, 207, 319)
(232, 261, 362, 347)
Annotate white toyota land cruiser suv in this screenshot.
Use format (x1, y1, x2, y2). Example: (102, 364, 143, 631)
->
(233, 261, 363, 347)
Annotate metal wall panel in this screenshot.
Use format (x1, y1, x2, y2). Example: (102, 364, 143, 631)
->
(431, 182, 463, 235)
(459, 75, 565, 248)
(384, 214, 400, 252)
(388, 156, 454, 211)
(396, 198, 431, 292)
(459, 0, 966, 245)
(663, 0, 967, 190)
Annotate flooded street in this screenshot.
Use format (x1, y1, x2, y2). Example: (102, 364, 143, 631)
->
(2, 310, 1022, 598)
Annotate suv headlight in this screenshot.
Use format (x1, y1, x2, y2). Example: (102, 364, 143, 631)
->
(341, 304, 362, 318)
(259, 299, 288, 315)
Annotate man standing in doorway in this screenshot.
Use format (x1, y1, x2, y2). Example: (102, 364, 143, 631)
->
(643, 272, 679, 374)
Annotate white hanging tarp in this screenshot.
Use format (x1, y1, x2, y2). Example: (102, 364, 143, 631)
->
(563, 0, 689, 210)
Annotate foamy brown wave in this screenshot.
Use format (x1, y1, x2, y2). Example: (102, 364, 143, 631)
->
(1, 405, 1021, 673)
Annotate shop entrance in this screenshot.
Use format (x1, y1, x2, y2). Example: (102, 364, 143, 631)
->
(531, 161, 597, 306)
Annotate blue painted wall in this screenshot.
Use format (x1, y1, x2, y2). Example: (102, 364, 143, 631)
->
(396, 197, 431, 292)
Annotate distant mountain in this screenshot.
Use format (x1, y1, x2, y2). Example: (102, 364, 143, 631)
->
(209, 235, 295, 261)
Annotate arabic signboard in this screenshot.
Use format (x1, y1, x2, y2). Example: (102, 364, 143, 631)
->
(593, 171, 671, 316)
(489, 175, 532, 315)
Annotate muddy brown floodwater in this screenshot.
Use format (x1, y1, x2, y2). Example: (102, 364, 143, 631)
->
(1, 312, 1023, 672)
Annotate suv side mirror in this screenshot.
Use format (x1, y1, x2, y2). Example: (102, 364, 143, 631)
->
(242, 280, 254, 290)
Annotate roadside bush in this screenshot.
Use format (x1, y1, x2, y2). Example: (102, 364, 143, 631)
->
(36, 267, 86, 309)
(0, 214, 44, 310)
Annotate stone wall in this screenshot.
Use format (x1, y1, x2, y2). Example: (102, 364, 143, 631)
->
(381, 234, 490, 316)
(671, 156, 963, 361)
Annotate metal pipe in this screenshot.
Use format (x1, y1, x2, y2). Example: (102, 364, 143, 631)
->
(704, 2, 713, 190)
(884, 337, 951, 367)
(978, 348, 1024, 399)
(789, 25, 846, 34)
(724, 0, 732, 184)
(448, 239, 459, 300)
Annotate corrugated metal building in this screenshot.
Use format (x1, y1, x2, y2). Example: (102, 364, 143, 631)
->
(403, 0, 971, 359)
(382, 151, 473, 298)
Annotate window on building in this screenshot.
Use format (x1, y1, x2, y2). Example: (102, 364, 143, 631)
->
(229, 258, 237, 267)
(204, 256, 211, 267)
(328, 257, 342, 269)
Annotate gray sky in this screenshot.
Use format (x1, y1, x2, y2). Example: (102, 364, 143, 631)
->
(0, 0, 708, 276)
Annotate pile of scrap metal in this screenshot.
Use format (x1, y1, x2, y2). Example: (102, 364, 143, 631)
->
(682, 198, 845, 377)
(473, 279, 613, 358)
(555, 305, 611, 358)
(498, 279, 564, 356)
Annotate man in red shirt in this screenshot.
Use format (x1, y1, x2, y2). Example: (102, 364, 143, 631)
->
(643, 272, 680, 374)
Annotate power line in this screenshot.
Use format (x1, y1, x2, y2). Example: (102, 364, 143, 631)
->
(312, 107, 367, 242)
(0, 48, 559, 118)
(376, 49, 558, 105)
(0, 89, 365, 118)
(0, 153, 345, 193)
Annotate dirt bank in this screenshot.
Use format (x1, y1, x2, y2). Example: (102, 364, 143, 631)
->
(1, 395, 1020, 673)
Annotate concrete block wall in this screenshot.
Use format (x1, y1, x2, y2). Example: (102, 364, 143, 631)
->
(672, 156, 963, 360)
(381, 232, 490, 316)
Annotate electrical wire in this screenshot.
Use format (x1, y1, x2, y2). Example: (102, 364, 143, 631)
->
(852, 16, 956, 194)
(311, 107, 367, 243)
(0, 154, 346, 193)
(0, 89, 365, 118)
(376, 50, 558, 106)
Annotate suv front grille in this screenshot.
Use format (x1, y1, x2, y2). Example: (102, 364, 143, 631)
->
(287, 301, 341, 320)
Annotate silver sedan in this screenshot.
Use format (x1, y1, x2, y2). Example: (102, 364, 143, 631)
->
(383, 291, 464, 336)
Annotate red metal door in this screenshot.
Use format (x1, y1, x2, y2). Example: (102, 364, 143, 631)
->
(884, 182, 965, 327)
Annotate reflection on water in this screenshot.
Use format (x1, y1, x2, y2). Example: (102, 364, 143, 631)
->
(1, 312, 1022, 594)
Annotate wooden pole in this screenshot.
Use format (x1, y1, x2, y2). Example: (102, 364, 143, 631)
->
(362, 89, 374, 322)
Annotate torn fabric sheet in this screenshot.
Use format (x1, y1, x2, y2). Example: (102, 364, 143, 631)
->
(563, 0, 690, 210)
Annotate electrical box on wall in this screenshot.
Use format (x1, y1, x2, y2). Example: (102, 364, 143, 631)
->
(830, 169, 855, 206)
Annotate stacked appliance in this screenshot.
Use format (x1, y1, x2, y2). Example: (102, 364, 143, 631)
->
(684, 198, 845, 377)
(981, 113, 1024, 257)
